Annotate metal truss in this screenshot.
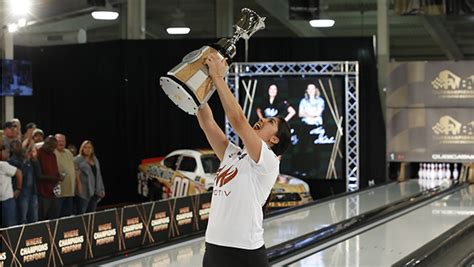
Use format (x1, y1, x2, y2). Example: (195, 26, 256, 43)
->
(345, 65, 360, 191)
(226, 62, 359, 192)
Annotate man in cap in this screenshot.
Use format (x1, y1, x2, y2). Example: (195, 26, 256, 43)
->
(2, 121, 17, 159)
(33, 128, 45, 148)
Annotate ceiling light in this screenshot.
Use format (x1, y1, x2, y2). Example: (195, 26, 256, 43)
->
(309, 19, 335, 28)
(11, 0, 30, 16)
(8, 23, 19, 33)
(92, 10, 119, 20)
(18, 18, 27, 27)
(91, 1, 119, 20)
(167, 8, 190, 35)
(166, 27, 191, 35)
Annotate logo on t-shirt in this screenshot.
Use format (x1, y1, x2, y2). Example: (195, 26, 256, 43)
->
(213, 165, 238, 197)
(215, 165, 238, 188)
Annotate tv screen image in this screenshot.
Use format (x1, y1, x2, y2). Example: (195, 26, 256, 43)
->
(244, 76, 345, 180)
(0, 59, 33, 96)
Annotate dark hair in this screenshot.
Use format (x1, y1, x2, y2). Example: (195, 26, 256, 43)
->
(45, 135, 57, 143)
(271, 116, 291, 156)
(3, 121, 15, 129)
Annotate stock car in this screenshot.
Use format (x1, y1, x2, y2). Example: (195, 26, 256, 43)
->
(138, 149, 220, 199)
(268, 174, 313, 209)
(138, 149, 312, 208)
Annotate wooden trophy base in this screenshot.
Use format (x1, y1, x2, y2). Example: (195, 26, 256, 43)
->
(160, 46, 228, 115)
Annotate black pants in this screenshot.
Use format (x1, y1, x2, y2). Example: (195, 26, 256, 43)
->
(38, 196, 60, 220)
(203, 242, 269, 267)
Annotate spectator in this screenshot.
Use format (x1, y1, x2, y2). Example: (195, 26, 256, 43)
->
(67, 144, 78, 157)
(22, 122, 36, 151)
(74, 140, 105, 214)
(55, 134, 81, 217)
(8, 140, 40, 224)
(10, 118, 22, 141)
(2, 121, 17, 158)
(0, 138, 23, 227)
(33, 129, 45, 149)
(37, 136, 63, 220)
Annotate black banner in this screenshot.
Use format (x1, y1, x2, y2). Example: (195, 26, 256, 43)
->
(0, 192, 211, 266)
(54, 216, 88, 265)
(119, 205, 148, 251)
(195, 193, 211, 231)
(169, 196, 194, 238)
(89, 210, 120, 259)
(1, 222, 54, 267)
(146, 200, 172, 244)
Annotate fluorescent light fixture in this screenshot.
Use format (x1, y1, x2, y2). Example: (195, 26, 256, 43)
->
(11, 0, 30, 16)
(92, 10, 119, 20)
(167, 8, 190, 35)
(166, 26, 190, 35)
(8, 23, 18, 33)
(309, 19, 335, 28)
(18, 18, 27, 27)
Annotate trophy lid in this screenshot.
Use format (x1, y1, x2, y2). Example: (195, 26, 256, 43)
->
(235, 8, 266, 40)
(212, 8, 266, 59)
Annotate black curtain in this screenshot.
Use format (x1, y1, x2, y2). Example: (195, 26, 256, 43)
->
(14, 37, 384, 204)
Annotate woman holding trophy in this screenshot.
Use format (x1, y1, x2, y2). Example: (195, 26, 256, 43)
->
(160, 9, 290, 266)
(199, 52, 291, 267)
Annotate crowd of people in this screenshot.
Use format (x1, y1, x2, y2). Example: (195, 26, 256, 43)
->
(0, 119, 106, 228)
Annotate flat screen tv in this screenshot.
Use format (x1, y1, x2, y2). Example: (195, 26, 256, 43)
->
(0, 59, 33, 96)
(245, 76, 345, 180)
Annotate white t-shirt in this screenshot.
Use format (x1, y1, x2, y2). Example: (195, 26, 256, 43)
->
(0, 161, 17, 201)
(299, 97, 325, 126)
(205, 140, 279, 249)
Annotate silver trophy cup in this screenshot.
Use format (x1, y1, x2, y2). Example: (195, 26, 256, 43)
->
(160, 8, 265, 115)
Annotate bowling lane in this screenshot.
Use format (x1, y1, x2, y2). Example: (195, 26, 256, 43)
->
(261, 180, 424, 248)
(102, 180, 427, 267)
(289, 184, 474, 267)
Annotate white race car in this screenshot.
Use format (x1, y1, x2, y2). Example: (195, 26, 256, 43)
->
(160, 149, 220, 191)
(138, 149, 313, 208)
(138, 149, 219, 200)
